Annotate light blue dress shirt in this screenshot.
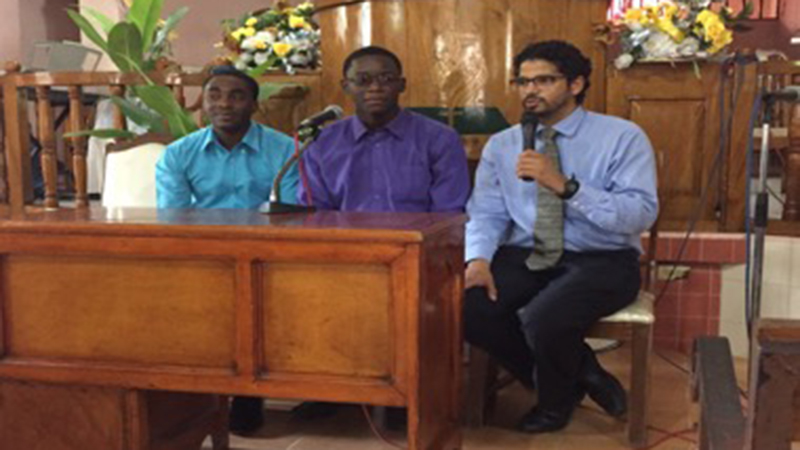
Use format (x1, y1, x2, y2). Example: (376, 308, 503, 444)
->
(156, 122, 298, 209)
(465, 107, 659, 263)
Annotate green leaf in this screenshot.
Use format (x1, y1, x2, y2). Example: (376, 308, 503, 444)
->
(247, 54, 280, 77)
(64, 128, 138, 140)
(735, 2, 754, 21)
(107, 22, 144, 72)
(127, 0, 164, 50)
(81, 6, 115, 34)
(110, 96, 167, 134)
(692, 60, 702, 80)
(177, 109, 199, 136)
(150, 6, 188, 57)
(66, 9, 108, 53)
(258, 82, 306, 101)
(133, 85, 196, 139)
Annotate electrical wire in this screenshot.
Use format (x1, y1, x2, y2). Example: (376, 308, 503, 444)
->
(640, 427, 697, 449)
(579, 404, 697, 446)
(294, 132, 314, 206)
(744, 80, 763, 338)
(767, 184, 785, 205)
(361, 405, 407, 450)
(654, 59, 738, 305)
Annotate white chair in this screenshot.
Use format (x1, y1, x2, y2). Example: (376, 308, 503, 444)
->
(102, 142, 166, 208)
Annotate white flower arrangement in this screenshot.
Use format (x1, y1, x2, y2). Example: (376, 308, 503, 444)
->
(221, 1, 320, 75)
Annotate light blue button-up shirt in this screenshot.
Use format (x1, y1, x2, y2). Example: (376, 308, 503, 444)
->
(465, 107, 658, 263)
(156, 122, 298, 209)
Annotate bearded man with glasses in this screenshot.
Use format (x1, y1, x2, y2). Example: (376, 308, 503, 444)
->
(464, 40, 659, 433)
(297, 46, 470, 213)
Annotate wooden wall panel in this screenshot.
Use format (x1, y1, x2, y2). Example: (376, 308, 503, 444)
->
(0, 381, 126, 450)
(2, 255, 236, 367)
(316, 0, 609, 123)
(630, 99, 711, 222)
(607, 63, 726, 229)
(259, 262, 392, 379)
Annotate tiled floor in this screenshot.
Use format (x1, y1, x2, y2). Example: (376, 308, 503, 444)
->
(203, 348, 737, 450)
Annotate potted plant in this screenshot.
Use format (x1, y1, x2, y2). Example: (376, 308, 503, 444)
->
(67, 0, 196, 141)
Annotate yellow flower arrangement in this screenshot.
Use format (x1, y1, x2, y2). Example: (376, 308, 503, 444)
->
(222, 1, 320, 75)
(273, 42, 293, 57)
(610, 0, 751, 70)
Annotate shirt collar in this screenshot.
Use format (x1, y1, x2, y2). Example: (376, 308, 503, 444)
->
(352, 109, 410, 142)
(202, 121, 259, 152)
(538, 106, 586, 138)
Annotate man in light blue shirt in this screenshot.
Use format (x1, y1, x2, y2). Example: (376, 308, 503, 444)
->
(465, 41, 658, 433)
(156, 67, 298, 209)
(156, 66, 297, 435)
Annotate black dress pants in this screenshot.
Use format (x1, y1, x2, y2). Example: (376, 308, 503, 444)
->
(464, 246, 640, 413)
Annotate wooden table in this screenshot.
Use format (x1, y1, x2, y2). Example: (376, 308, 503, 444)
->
(0, 208, 466, 450)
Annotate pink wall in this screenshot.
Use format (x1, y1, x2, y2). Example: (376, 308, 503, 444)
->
(782, 0, 800, 59)
(733, 0, 800, 60)
(0, 0, 78, 67)
(80, 0, 304, 69)
(732, 20, 790, 53)
(0, 0, 23, 65)
(164, 0, 271, 68)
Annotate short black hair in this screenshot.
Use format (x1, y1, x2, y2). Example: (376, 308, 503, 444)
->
(203, 65, 259, 101)
(513, 40, 592, 105)
(342, 46, 403, 78)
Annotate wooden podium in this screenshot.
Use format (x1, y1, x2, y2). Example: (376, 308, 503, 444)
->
(0, 208, 466, 450)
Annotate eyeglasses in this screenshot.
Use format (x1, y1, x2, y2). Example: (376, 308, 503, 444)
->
(346, 72, 402, 87)
(510, 74, 565, 88)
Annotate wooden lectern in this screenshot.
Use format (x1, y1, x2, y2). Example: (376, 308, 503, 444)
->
(0, 208, 465, 450)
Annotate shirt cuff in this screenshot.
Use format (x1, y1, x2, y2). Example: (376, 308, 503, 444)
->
(566, 182, 604, 218)
(465, 243, 498, 264)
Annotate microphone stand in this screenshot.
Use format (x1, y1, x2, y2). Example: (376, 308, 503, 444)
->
(258, 126, 320, 214)
(747, 96, 775, 372)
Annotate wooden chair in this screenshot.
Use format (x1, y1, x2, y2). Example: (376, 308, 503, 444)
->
(464, 230, 657, 448)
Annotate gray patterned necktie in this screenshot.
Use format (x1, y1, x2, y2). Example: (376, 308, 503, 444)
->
(525, 127, 564, 271)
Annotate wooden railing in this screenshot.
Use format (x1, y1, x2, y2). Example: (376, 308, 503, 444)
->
(0, 63, 322, 213)
(757, 61, 800, 222)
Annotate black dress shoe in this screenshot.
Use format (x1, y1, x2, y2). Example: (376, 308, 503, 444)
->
(517, 407, 572, 433)
(229, 396, 265, 435)
(517, 389, 584, 434)
(582, 369, 627, 417)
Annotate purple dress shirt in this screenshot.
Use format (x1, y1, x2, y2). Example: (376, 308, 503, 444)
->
(297, 109, 470, 212)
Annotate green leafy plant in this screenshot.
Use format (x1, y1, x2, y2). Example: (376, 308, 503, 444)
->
(66, 0, 196, 140)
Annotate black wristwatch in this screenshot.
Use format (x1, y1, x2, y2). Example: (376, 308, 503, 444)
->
(560, 176, 580, 200)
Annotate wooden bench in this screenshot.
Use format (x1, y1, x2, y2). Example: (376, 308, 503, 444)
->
(693, 319, 800, 450)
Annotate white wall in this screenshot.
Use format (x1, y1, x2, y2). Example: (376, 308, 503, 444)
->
(720, 236, 800, 357)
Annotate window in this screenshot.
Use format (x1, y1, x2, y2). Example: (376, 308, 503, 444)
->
(608, 0, 780, 20)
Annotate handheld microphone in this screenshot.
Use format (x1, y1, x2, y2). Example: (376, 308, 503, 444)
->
(520, 111, 538, 182)
(764, 86, 800, 102)
(298, 104, 344, 129)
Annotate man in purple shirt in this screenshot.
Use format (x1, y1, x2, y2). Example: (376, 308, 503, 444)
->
(298, 46, 470, 212)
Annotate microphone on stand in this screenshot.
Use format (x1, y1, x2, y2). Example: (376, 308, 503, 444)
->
(299, 105, 345, 129)
(763, 86, 800, 103)
(259, 105, 344, 214)
(520, 111, 538, 182)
